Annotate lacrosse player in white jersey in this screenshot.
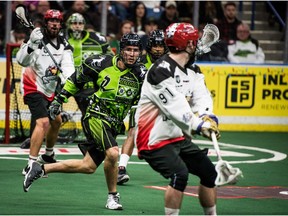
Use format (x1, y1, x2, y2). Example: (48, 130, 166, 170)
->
(134, 23, 221, 215)
(16, 9, 74, 175)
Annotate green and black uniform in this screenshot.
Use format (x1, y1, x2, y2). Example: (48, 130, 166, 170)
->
(66, 30, 113, 116)
(58, 54, 147, 165)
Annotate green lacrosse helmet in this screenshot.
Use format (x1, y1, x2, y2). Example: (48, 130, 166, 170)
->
(67, 13, 86, 39)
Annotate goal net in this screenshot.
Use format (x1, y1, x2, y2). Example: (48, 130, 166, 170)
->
(2, 43, 85, 144)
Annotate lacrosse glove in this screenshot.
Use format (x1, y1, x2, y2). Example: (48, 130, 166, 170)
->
(48, 94, 68, 120)
(27, 27, 43, 50)
(199, 114, 220, 140)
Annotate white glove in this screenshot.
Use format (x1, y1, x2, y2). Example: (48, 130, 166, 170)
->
(27, 27, 43, 50)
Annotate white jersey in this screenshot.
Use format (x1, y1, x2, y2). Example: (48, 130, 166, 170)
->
(135, 54, 214, 152)
(16, 34, 75, 101)
(227, 40, 265, 64)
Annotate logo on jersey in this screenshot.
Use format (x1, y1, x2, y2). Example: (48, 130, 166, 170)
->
(91, 56, 106, 67)
(159, 61, 171, 72)
(225, 75, 255, 108)
(42, 65, 59, 84)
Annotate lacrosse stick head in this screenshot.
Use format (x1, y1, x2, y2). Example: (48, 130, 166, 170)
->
(196, 24, 220, 56)
(215, 160, 243, 186)
(15, 4, 34, 29)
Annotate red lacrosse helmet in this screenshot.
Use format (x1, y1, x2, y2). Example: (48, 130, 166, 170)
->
(165, 23, 199, 51)
(44, 9, 63, 22)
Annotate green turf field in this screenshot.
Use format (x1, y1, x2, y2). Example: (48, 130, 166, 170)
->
(0, 131, 287, 215)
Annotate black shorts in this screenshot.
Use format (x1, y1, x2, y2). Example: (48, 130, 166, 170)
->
(24, 93, 50, 120)
(140, 138, 217, 188)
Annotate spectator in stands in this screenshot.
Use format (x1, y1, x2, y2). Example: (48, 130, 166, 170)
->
(63, 0, 93, 29)
(129, 1, 147, 36)
(30, 0, 52, 23)
(141, 17, 159, 51)
(199, 1, 224, 25)
(10, 25, 28, 44)
(227, 23, 265, 64)
(216, 2, 242, 45)
(197, 24, 228, 62)
(142, 1, 163, 20)
(110, 20, 133, 54)
(158, 0, 180, 31)
(177, 1, 194, 22)
(89, 1, 121, 37)
(110, 1, 131, 21)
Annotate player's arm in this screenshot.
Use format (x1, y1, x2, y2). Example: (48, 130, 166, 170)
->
(57, 44, 75, 84)
(190, 64, 219, 132)
(16, 28, 43, 67)
(146, 66, 219, 139)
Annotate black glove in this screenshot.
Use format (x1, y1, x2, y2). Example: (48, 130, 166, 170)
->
(48, 95, 67, 120)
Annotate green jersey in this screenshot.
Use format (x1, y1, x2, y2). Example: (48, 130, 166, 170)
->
(61, 54, 147, 134)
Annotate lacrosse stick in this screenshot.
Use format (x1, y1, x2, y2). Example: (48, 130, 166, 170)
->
(15, 4, 63, 73)
(211, 132, 243, 186)
(196, 24, 220, 56)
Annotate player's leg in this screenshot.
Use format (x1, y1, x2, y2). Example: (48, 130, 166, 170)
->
(140, 141, 189, 215)
(118, 127, 134, 184)
(23, 150, 101, 192)
(22, 93, 52, 173)
(181, 139, 217, 215)
(38, 114, 62, 163)
(84, 116, 123, 210)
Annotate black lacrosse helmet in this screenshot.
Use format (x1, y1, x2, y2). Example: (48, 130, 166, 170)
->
(146, 29, 169, 60)
(119, 33, 143, 67)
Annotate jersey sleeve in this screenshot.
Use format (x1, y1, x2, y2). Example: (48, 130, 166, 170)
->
(58, 48, 75, 84)
(16, 42, 40, 67)
(190, 71, 214, 116)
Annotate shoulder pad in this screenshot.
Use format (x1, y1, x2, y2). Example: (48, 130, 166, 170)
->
(188, 64, 202, 74)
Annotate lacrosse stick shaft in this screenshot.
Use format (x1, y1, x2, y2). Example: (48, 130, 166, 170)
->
(211, 131, 222, 161)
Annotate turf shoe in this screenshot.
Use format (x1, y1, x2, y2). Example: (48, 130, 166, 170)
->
(37, 153, 57, 164)
(117, 166, 130, 185)
(23, 162, 44, 192)
(105, 193, 123, 210)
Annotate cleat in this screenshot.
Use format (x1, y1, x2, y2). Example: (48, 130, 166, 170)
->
(23, 162, 44, 192)
(105, 193, 123, 210)
(117, 166, 130, 185)
(37, 153, 57, 164)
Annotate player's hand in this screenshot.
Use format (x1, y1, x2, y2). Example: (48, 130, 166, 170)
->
(200, 114, 219, 126)
(30, 27, 43, 44)
(27, 28, 43, 50)
(48, 100, 62, 121)
(200, 116, 220, 140)
(48, 94, 68, 120)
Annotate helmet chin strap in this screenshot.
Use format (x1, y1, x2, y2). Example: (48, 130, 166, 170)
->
(184, 50, 196, 67)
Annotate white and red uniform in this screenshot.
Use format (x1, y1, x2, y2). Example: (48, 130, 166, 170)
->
(135, 54, 214, 153)
(16, 35, 75, 101)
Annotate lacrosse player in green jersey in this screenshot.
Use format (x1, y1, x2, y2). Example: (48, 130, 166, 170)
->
(23, 33, 147, 211)
(117, 29, 169, 185)
(65, 13, 113, 139)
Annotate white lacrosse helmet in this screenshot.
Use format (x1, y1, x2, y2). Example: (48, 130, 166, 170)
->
(67, 13, 85, 39)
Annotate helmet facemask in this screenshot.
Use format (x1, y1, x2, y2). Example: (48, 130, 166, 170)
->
(67, 13, 85, 40)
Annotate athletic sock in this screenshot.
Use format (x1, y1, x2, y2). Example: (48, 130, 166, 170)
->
(45, 147, 54, 156)
(118, 154, 130, 168)
(165, 207, 180, 215)
(28, 156, 37, 167)
(203, 205, 217, 215)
